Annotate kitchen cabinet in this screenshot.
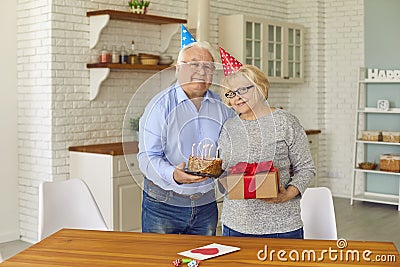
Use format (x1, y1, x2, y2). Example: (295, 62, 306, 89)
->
(69, 142, 143, 231)
(350, 68, 400, 211)
(306, 130, 321, 187)
(86, 10, 186, 100)
(219, 14, 304, 83)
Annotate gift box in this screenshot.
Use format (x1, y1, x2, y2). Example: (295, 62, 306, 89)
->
(380, 154, 400, 173)
(226, 161, 279, 199)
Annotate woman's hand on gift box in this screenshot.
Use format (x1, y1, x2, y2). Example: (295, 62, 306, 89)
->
(262, 184, 300, 204)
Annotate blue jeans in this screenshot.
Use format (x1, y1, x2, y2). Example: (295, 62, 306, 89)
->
(141, 180, 218, 235)
(223, 225, 304, 239)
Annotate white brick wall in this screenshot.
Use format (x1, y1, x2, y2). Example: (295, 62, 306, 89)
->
(16, 0, 364, 241)
(321, 0, 364, 197)
(17, 0, 53, 242)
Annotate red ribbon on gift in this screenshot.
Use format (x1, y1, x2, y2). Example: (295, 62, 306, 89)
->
(229, 161, 277, 199)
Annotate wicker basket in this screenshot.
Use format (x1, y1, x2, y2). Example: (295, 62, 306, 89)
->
(380, 154, 400, 172)
(361, 130, 382, 141)
(382, 131, 400, 143)
(140, 58, 159, 65)
(358, 162, 377, 170)
(139, 53, 160, 65)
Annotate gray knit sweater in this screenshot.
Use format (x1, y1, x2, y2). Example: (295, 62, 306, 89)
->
(218, 108, 315, 234)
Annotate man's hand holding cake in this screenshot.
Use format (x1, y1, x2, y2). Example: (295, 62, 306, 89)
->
(173, 162, 209, 185)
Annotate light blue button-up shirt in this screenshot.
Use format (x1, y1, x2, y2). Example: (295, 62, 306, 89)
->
(138, 81, 234, 195)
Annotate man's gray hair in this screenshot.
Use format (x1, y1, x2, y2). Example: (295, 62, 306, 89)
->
(177, 41, 216, 63)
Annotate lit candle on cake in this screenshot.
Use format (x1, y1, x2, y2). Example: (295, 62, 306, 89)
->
(215, 146, 219, 158)
(202, 144, 209, 159)
(208, 144, 213, 158)
(197, 142, 201, 156)
(191, 143, 195, 156)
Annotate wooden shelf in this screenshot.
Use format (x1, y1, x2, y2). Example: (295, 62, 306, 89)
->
(86, 9, 186, 24)
(87, 63, 171, 71)
(87, 9, 185, 100)
(87, 9, 186, 50)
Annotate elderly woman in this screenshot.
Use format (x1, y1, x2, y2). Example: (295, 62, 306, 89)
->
(218, 64, 315, 238)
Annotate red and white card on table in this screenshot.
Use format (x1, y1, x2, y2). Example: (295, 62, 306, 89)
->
(177, 243, 240, 260)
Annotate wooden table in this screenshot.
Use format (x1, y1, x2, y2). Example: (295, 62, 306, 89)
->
(3, 229, 398, 266)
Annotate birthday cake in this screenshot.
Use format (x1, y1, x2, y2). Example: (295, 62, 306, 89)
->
(187, 156, 223, 177)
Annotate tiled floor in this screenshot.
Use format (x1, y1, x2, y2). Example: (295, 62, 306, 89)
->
(0, 239, 31, 261)
(1, 197, 399, 261)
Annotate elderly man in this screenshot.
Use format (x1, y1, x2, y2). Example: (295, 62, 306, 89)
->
(138, 40, 234, 235)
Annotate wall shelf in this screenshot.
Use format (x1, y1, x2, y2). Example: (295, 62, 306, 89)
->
(87, 64, 172, 100)
(86, 10, 186, 100)
(352, 192, 399, 206)
(87, 63, 170, 71)
(87, 10, 187, 24)
(87, 10, 186, 49)
(355, 140, 400, 146)
(357, 108, 400, 114)
(350, 67, 400, 211)
(354, 168, 400, 176)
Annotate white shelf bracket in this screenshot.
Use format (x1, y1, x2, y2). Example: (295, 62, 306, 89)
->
(160, 24, 180, 53)
(90, 15, 110, 49)
(90, 68, 110, 100)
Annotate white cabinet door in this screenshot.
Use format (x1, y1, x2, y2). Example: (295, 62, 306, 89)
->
(113, 154, 143, 231)
(69, 151, 114, 230)
(114, 176, 142, 232)
(219, 14, 304, 83)
(266, 22, 304, 82)
(69, 151, 143, 231)
(307, 135, 319, 187)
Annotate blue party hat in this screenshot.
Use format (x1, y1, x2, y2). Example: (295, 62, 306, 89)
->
(181, 24, 196, 49)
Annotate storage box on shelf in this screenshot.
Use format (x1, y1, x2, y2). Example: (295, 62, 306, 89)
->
(361, 130, 382, 141)
(380, 154, 400, 173)
(382, 131, 400, 143)
(86, 10, 186, 100)
(351, 67, 400, 211)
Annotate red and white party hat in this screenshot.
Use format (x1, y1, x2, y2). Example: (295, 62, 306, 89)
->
(219, 47, 243, 76)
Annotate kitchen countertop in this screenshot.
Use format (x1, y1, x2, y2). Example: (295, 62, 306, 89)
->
(305, 129, 321, 135)
(69, 130, 320, 156)
(68, 142, 138, 156)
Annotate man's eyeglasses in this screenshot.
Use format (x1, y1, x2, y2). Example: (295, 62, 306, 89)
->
(224, 85, 255, 98)
(180, 61, 215, 74)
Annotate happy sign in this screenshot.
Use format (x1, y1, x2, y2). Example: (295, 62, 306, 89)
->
(368, 68, 400, 80)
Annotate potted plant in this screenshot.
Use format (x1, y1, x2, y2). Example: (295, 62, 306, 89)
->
(130, 116, 141, 141)
(128, 0, 150, 14)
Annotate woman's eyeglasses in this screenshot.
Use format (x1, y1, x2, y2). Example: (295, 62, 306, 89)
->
(224, 85, 254, 98)
(180, 61, 215, 74)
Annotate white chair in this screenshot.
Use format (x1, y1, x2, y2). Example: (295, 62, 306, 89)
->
(38, 178, 108, 241)
(300, 187, 337, 240)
